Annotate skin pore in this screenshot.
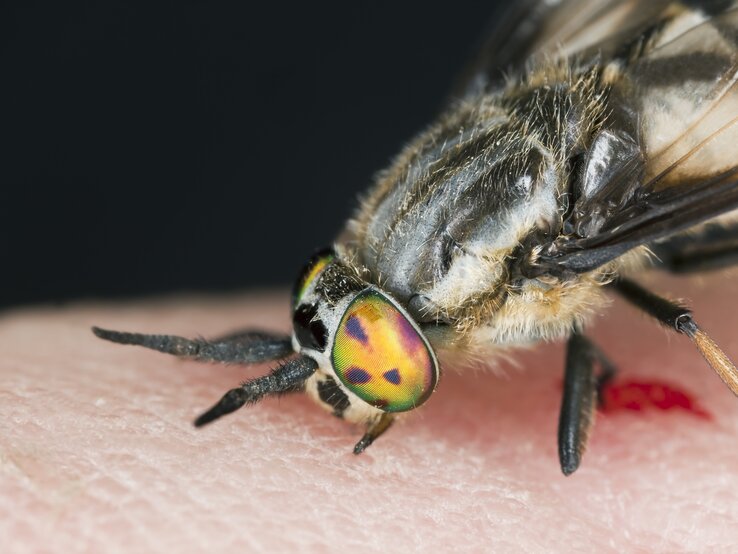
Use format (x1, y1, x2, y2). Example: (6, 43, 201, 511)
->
(2, 271, 738, 552)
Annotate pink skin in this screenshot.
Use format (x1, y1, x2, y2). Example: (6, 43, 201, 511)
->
(2, 272, 738, 552)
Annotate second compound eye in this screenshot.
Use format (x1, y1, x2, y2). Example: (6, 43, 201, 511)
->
(292, 248, 335, 308)
(293, 303, 328, 351)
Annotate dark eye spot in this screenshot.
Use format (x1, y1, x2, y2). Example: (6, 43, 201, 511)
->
(345, 315, 368, 344)
(383, 368, 401, 385)
(293, 303, 328, 351)
(345, 367, 371, 384)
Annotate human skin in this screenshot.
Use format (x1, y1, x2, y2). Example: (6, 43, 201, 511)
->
(2, 271, 738, 553)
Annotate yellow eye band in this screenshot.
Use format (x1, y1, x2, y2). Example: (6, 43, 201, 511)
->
(293, 250, 334, 306)
(331, 289, 438, 412)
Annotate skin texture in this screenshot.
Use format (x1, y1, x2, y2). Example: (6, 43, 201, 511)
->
(2, 272, 738, 553)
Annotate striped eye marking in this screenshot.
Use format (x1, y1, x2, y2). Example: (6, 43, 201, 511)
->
(331, 289, 439, 412)
(292, 249, 334, 307)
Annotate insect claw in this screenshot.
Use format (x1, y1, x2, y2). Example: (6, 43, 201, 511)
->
(352, 436, 372, 455)
(352, 413, 394, 455)
(92, 326, 156, 347)
(194, 389, 245, 427)
(560, 456, 581, 477)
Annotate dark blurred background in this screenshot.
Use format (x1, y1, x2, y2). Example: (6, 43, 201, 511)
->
(2, 2, 502, 309)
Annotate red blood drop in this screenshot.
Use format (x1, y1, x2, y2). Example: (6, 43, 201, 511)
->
(599, 380, 712, 420)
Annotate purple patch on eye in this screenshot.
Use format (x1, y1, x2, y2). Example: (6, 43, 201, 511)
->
(383, 368, 401, 385)
(396, 312, 422, 351)
(345, 315, 369, 344)
(345, 366, 371, 384)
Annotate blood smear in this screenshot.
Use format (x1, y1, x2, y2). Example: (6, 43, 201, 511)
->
(599, 380, 712, 420)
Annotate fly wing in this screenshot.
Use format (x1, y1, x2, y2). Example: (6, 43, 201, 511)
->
(456, 0, 675, 94)
(531, 5, 738, 274)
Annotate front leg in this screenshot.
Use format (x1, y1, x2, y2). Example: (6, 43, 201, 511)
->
(353, 413, 395, 455)
(92, 327, 294, 364)
(558, 331, 615, 476)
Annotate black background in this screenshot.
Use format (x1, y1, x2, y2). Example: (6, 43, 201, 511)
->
(2, 2, 503, 309)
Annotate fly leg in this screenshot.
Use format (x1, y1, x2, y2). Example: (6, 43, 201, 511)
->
(195, 356, 318, 426)
(651, 223, 738, 273)
(612, 278, 738, 396)
(92, 327, 294, 364)
(353, 413, 395, 455)
(558, 331, 615, 475)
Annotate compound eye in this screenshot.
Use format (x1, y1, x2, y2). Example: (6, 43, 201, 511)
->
(292, 248, 335, 308)
(331, 289, 439, 412)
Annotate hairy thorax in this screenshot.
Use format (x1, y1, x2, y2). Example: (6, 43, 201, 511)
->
(340, 65, 619, 353)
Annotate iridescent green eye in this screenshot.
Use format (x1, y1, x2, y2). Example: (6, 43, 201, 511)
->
(331, 289, 439, 412)
(292, 248, 334, 308)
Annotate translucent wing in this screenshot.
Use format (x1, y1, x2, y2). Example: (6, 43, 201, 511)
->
(526, 4, 738, 274)
(457, 0, 678, 94)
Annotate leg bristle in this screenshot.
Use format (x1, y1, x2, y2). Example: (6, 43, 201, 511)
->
(691, 328, 738, 397)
